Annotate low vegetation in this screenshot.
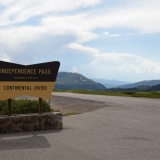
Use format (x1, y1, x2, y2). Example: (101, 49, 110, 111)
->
(63, 112, 81, 116)
(0, 99, 52, 115)
(55, 90, 160, 98)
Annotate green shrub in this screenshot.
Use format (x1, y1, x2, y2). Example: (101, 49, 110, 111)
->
(121, 91, 136, 95)
(0, 99, 52, 115)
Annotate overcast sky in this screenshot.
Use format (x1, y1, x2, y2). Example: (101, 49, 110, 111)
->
(0, 0, 160, 82)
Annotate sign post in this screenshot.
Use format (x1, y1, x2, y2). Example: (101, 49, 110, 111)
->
(39, 98, 42, 114)
(8, 98, 12, 116)
(0, 61, 60, 115)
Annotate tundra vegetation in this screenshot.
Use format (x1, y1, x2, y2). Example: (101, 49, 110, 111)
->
(55, 90, 160, 98)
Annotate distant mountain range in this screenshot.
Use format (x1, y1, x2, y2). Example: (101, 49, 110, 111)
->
(93, 78, 160, 91)
(55, 72, 160, 92)
(92, 78, 129, 88)
(118, 80, 160, 89)
(54, 72, 106, 90)
(110, 83, 160, 92)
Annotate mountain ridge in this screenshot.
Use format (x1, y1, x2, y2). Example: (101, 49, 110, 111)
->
(54, 72, 106, 90)
(92, 78, 130, 88)
(118, 79, 160, 89)
(55, 72, 160, 91)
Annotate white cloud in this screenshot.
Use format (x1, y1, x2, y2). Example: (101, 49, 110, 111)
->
(0, 53, 11, 62)
(120, 59, 160, 74)
(42, 14, 98, 42)
(104, 55, 160, 74)
(67, 43, 99, 56)
(0, 0, 102, 26)
(67, 43, 160, 75)
(91, 1, 160, 33)
(0, 13, 98, 49)
(0, 0, 160, 49)
(0, 26, 45, 49)
(103, 32, 122, 37)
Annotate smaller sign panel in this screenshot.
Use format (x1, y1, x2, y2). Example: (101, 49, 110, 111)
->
(0, 61, 60, 100)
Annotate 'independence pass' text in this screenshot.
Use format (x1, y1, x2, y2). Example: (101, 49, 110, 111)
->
(0, 68, 51, 75)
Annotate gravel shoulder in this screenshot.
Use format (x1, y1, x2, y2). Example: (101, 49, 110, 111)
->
(50, 95, 108, 115)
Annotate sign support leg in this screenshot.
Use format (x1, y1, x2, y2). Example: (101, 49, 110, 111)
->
(8, 98, 12, 116)
(39, 98, 42, 114)
(49, 99, 51, 112)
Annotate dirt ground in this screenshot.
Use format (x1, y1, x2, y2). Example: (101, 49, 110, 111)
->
(50, 96, 108, 115)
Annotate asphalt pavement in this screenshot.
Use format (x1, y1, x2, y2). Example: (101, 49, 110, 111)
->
(0, 93, 160, 160)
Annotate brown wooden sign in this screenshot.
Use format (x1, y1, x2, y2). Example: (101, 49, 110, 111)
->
(0, 61, 60, 100)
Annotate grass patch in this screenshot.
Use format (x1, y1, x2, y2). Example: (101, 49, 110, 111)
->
(62, 112, 81, 116)
(131, 92, 160, 98)
(0, 99, 53, 115)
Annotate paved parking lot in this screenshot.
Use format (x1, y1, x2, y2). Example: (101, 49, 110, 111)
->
(0, 93, 160, 160)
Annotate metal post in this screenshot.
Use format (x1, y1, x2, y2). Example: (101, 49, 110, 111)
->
(39, 98, 42, 114)
(8, 98, 12, 116)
